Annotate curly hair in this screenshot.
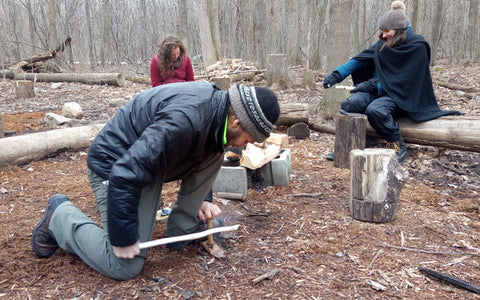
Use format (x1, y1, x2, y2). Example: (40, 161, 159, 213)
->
(157, 36, 186, 78)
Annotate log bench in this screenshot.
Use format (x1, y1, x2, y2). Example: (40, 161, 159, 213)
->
(332, 113, 480, 169)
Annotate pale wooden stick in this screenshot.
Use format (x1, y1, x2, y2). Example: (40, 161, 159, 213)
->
(139, 224, 241, 249)
(335, 85, 355, 91)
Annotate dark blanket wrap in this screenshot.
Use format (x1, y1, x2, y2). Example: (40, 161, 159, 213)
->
(351, 34, 461, 122)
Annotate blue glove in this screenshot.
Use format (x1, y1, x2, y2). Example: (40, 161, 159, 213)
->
(323, 71, 343, 88)
(351, 78, 379, 95)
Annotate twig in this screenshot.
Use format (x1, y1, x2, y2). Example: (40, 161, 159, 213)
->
(367, 249, 384, 270)
(274, 222, 285, 234)
(252, 269, 280, 284)
(419, 267, 480, 294)
(285, 192, 322, 198)
(366, 234, 480, 257)
(240, 203, 251, 212)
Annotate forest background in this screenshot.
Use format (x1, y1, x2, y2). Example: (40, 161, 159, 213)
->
(1, 0, 479, 78)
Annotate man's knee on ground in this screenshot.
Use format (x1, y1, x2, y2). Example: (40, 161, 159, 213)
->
(110, 256, 145, 281)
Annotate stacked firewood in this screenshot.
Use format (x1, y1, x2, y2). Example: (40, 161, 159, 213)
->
(196, 58, 263, 83)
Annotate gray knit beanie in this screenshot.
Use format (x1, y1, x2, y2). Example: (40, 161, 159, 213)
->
(228, 84, 280, 143)
(379, 9, 408, 30)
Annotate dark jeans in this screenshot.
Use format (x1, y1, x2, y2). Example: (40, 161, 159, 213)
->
(341, 93, 402, 142)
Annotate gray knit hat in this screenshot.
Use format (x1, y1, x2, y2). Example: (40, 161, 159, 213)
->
(379, 9, 408, 30)
(228, 84, 280, 142)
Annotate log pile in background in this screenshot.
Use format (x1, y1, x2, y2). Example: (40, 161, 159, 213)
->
(199, 58, 263, 81)
(127, 58, 263, 88)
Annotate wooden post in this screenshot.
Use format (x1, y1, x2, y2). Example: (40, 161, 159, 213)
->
(266, 54, 290, 89)
(349, 148, 406, 223)
(334, 113, 366, 168)
(15, 80, 35, 98)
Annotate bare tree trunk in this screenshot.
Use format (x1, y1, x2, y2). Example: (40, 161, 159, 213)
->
(197, 0, 216, 66)
(84, 0, 96, 70)
(176, 0, 188, 47)
(100, 0, 110, 66)
(26, 0, 36, 46)
(64, 1, 76, 68)
(208, 0, 222, 60)
(140, 0, 147, 62)
(325, 0, 353, 118)
(430, 0, 444, 65)
(410, 0, 419, 34)
(305, 0, 314, 70)
(253, 0, 268, 68)
(9, 2, 22, 61)
(286, 1, 301, 64)
(240, 0, 254, 61)
(48, 0, 58, 50)
(467, 0, 478, 61)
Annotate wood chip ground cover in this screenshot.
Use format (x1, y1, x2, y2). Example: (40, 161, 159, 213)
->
(0, 64, 479, 299)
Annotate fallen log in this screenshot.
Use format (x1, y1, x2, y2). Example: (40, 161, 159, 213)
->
(308, 121, 335, 134)
(126, 75, 151, 85)
(366, 116, 480, 153)
(277, 103, 309, 126)
(0, 124, 105, 169)
(13, 72, 125, 87)
(8, 37, 72, 73)
(310, 116, 480, 153)
(228, 71, 256, 82)
(0, 69, 14, 79)
(436, 81, 480, 93)
(9, 37, 72, 67)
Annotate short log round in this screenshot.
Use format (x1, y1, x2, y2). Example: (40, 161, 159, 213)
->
(349, 148, 406, 223)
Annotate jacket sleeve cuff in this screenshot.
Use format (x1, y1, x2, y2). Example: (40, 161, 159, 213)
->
(203, 190, 213, 202)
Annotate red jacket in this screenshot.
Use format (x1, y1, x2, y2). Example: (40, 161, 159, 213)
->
(150, 54, 195, 87)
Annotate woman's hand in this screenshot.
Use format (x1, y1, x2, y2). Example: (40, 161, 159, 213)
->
(113, 240, 140, 259)
(197, 201, 222, 221)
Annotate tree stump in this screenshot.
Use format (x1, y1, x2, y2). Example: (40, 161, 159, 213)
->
(15, 80, 35, 98)
(266, 54, 290, 89)
(287, 122, 310, 139)
(213, 76, 231, 90)
(349, 148, 406, 223)
(334, 113, 366, 168)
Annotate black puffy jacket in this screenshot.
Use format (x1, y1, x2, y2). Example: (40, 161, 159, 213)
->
(87, 81, 228, 246)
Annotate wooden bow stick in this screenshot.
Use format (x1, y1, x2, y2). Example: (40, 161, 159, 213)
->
(139, 224, 240, 249)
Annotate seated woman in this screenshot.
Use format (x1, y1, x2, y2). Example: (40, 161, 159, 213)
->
(150, 36, 195, 87)
(323, 9, 461, 163)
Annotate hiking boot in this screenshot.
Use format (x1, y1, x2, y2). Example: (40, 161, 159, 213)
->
(386, 136, 406, 164)
(31, 194, 70, 258)
(326, 152, 334, 161)
(167, 217, 224, 251)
